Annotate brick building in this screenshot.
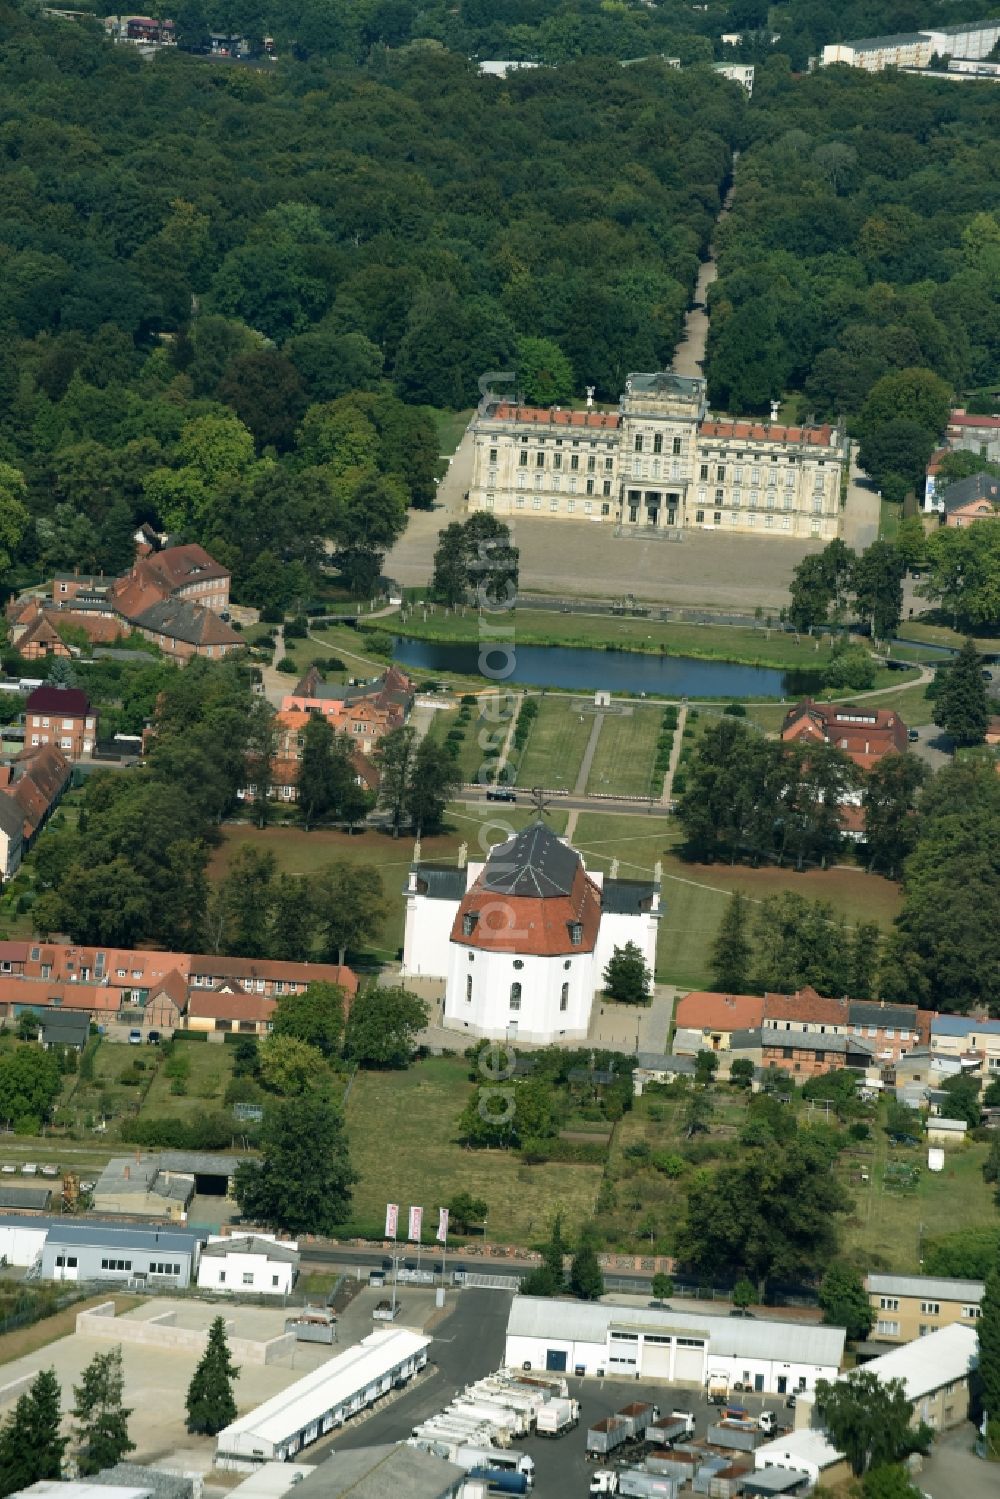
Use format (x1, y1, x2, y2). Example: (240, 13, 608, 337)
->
(24, 685, 96, 759)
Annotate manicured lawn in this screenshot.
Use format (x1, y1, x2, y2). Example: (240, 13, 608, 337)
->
(900, 619, 998, 653)
(513, 696, 594, 791)
(426, 406, 474, 457)
(211, 805, 568, 962)
(585, 707, 663, 799)
(345, 1056, 602, 1243)
(279, 622, 390, 676)
(571, 813, 902, 988)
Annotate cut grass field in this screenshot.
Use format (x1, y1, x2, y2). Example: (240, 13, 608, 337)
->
(840, 1127, 997, 1271)
(210, 804, 568, 961)
(345, 1055, 602, 1243)
(142, 1042, 234, 1119)
(571, 812, 902, 989)
(586, 707, 663, 799)
(513, 697, 593, 791)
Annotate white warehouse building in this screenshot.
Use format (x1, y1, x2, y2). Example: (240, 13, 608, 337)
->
(215, 1327, 431, 1469)
(505, 1297, 845, 1396)
(401, 822, 660, 1044)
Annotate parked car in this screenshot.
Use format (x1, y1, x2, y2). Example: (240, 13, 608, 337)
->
(21, 1163, 37, 1175)
(486, 788, 516, 803)
(128, 1029, 142, 1045)
(0, 1164, 15, 1175)
(147, 1031, 161, 1045)
(907, 728, 919, 742)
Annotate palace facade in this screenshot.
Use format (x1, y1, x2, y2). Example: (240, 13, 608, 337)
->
(468, 373, 847, 542)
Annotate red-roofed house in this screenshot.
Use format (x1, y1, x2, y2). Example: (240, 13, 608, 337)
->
(109, 543, 241, 663)
(673, 991, 765, 1053)
(782, 699, 908, 772)
(24, 685, 96, 759)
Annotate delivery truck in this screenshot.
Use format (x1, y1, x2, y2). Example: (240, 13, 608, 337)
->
(453, 1445, 535, 1485)
(645, 1413, 695, 1446)
(467, 1468, 530, 1496)
(616, 1403, 660, 1440)
(534, 1396, 580, 1436)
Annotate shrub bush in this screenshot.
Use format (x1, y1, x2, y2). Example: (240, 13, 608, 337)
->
(276, 656, 298, 673)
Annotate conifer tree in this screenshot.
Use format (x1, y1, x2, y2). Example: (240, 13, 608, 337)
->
(932, 638, 989, 746)
(73, 1345, 134, 1475)
(711, 893, 752, 993)
(979, 1258, 1000, 1453)
(570, 1238, 605, 1301)
(0, 1368, 66, 1496)
(186, 1316, 240, 1436)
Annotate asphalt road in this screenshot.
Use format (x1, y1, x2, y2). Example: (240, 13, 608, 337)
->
(300, 1245, 659, 1297)
(458, 787, 675, 817)
(309, 1288, 511, 1462)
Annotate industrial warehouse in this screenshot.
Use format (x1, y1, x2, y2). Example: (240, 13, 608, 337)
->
(215, 1327, 431, 1469)
(504, 1297, 846, 1395)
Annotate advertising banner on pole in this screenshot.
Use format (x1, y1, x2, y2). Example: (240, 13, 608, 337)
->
(408, 1205, 424, 1242)
(436, 1207, 449, 1244)
(385, 1203, 398, 1240)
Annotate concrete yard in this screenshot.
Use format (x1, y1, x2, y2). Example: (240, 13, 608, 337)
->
(0, 1299, 336, 1468)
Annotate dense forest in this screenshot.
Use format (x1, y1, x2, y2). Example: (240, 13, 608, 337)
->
(76, 0, 1000, 71)
(0, 2, 743, 608)
(2, 1, 999, 611)
(708, 57, 1000, 501)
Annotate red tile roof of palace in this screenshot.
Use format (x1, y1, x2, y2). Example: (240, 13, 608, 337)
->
(0, 942, 29, 964)
(10, 746, 71, 839)
(699, 420, 836, 445)
(187, 955, 359, 995)
(0, 977, 122, 1014)
(764, 987, 849, 1025)
(24, 686, 91, 717)
(452, 861, 602, 957)
(17, 617, 65, 654)
(50, 611, 125, 645)
(133, 543, 229, 594)
(492, 404, 621, 429)
(674, 991, 765, 1032)
(186, 990, 277, 1025)
(22, 944, 192, 988)
(782, 700, 907, 770)
(947, 411, 1000, 429)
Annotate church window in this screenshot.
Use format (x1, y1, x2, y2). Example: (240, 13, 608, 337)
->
(564, 960, 571, 970)
(466, 975, 472, 1002)
(462, 912, 479, 937)
(509, 983, 522, 1011)
(513, 960, 524, 970)
(560, 984, 569, 1012)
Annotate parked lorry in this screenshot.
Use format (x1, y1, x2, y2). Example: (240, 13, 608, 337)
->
(507, 1368, 569, 1398)
(535, 1396, 580, 1437)
(589, 1469, 677, 1497)
(453, 1445, 535, 1485)
(616, 1403, 660, 1440)
(587, 1417, 630, 1460)
(707, 1374, 729, 1406)
(645, 1413, 695, 1446)
(718, 1410, 778, 1435)
(467, 1468, 530, 1496)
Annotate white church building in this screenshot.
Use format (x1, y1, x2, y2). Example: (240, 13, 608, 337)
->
(401, 822, 660, 1043)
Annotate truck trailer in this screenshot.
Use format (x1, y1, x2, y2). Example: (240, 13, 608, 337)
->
(587, 1417, 630, 1459)
(590, 1470, 678, 1497)
(467, 1468, 530, 1496)
(453, 1445, 535, 1485)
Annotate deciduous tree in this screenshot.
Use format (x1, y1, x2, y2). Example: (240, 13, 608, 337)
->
(234, 1092, 356, 1236)
(344, 985, 428, 1069)
(818, 1263, 874, 1341)
(815, 1370, 927, 1476)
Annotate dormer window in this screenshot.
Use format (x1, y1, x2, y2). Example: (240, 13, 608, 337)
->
(462, 912, 479, 938)
(569, 922, 583, 946)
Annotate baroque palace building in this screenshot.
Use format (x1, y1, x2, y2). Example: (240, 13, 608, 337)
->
(467, 372, 847, 541)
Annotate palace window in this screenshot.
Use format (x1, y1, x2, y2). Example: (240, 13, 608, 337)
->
(560, 983, 569, 1012)
(672, 436, 682, 455)
(634, 434, 643, 452)
(510, 982, 522, 1011)
(653, 433, 663, 454)
(519, 450, 528, 466)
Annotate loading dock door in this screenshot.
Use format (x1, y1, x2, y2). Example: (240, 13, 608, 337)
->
(546, 1349, 568, 1373)
(672, 1339, 705, 1383)
(641, 1337, 673, 1379)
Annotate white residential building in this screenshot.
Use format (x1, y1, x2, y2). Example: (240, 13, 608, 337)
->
(197, 1234, 299, 1296)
